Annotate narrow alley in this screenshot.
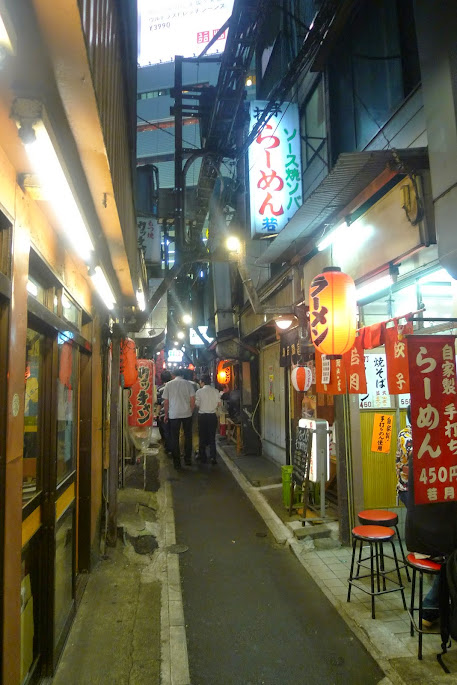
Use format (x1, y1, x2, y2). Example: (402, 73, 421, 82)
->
(171, 457, 384, 685)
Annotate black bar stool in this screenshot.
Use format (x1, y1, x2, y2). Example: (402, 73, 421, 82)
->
(347, 525, 407, 619)
(358, 509, 410, 582)
(406, 553, 442, 660)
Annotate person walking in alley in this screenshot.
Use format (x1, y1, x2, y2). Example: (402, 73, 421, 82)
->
(156, 370, 172, 453)
(163, 368, 196, 470)
(195, 375, 221, 464)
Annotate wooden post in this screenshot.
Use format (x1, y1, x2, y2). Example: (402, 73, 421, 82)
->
(106, 325, 121, 546)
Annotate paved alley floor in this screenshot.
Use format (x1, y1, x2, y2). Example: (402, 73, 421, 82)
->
(171, 455, 386, 685)
(52, 457, 163, 685)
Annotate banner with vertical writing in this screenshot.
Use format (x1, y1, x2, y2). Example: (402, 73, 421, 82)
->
(408, 335, 457, 504)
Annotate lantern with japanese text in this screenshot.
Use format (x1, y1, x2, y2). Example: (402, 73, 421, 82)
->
(309, 267, 356, 358)
(120, 337, 138, 388)
(217, 360, 231, 386)
(291, 366, 312, 392)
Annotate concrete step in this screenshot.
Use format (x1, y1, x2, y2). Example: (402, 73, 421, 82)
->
(287, 521, 331, 540)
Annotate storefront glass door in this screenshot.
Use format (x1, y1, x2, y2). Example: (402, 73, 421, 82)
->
(21, 324, 79, 679)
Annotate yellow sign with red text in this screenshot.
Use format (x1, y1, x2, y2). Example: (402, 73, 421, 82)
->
(371, 413, 394, 453)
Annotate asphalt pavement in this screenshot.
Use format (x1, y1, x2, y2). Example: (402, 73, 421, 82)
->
(171, 458, 386, 685)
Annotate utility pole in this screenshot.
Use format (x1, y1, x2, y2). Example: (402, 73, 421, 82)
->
(174, 55, 184, 261)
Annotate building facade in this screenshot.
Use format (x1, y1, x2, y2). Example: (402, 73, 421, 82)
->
(0, 1, 139, 682)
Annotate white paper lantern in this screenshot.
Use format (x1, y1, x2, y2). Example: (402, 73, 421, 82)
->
(291, 366, 312, 392)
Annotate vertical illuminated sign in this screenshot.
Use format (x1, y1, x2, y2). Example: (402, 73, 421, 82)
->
(248, 101, 302, 238)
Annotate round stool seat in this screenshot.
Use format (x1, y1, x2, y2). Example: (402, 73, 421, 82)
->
(358, 509, 398, 526)
(406, 553, 442, 573)
(352, 525, 395, 541)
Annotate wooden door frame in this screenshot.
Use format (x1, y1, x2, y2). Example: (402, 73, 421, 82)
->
(0, 297, 9, 677)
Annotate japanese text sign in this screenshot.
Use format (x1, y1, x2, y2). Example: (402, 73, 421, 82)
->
(371, 413, 394, 453)
(248, 101, 302, 237)
(137, 216, 161, 264)
(128, 360, 154, 427)
(385, 320, 413, 394)
(360, 354, 390, 409)
(315, 352, 346, 395)
(408, 336, 457, 504)
(343, 335, 367, 394)
(138, 0, 234, 66)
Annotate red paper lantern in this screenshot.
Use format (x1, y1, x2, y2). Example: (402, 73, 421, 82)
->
(309, 267, 356, 358)
(291, 366, 312, 392)
(120, 337, 138, 388)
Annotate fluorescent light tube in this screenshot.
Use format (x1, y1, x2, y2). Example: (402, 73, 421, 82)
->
(356, 275, 392, 301)
(136, 290, 146, 311)
(24, 122, 94, 262)
(317, 222, 346, 251)
(91, 266, 116, 310)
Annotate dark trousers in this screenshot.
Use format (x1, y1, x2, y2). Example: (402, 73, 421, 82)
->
(198, 413, 218, 462)
(158, 416, 172, 452)
(169, 416, 193, 467)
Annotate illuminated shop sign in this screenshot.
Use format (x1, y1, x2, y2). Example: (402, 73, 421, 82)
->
(189, 326, 214, 346)
(138, 0, 234, 66)
(248, 101, 302, 238)
(168, 349, 184, 362)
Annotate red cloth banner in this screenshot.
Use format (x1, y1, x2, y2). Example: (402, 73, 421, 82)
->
(343, 335, 367, 394)
(408, 335, 457, 504)
(360, 322, 385, 350)
(128, 359, 154, 427)
(315, 352, 346, 395)
(385, 320, 413, 394)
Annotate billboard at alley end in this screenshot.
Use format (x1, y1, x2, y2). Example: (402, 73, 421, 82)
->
(138, 0, 234, 66)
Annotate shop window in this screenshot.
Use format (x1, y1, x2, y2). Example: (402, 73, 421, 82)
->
(417, 268, 457, 328)
(54, 506, 74, 646)
(60, 290, 81, 329)
(23, 328, 45, 501)
(300, 79, 326, 167)
(359, 267, 457, 331)
(28, 250, 57, 311)
(26, 277, 47, 306)
(56, 337, 78, 484)
(328, 0, 420, 158)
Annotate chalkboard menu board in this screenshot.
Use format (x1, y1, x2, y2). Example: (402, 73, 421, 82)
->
(293, 425, 312, 484)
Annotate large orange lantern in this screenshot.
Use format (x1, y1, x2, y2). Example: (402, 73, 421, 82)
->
(217, 360, 231, 385)
(309, 267, 356, 358)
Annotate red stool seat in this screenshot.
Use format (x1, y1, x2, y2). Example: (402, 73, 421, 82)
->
(352, 525, 395, 541)
(405, 553, 443, 659)
(348, 524, 406, 618)
(358, 509, 398, 526)
(358, 509, 410, 582)
(406, 554, 442, 573)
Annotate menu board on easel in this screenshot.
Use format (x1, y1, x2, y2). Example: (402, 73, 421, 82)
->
(293, 425, 312, 485)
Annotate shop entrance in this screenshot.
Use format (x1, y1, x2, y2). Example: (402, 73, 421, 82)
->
(21, 318, 83, 682)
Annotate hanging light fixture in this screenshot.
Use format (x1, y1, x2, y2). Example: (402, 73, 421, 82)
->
(309, 267, 356, 358)
(274, 315, 295, 331)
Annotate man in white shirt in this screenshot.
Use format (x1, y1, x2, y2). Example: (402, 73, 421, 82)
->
(195, 375, 221, 464)
(163, 368, 196, 469)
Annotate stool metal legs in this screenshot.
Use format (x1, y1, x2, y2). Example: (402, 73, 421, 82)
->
(408, 567, 440, 660)
(394, 524, 411, 582)
(347, 536, 406, 619)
